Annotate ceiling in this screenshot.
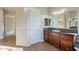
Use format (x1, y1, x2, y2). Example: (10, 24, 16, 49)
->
(3, 7, 16, 12)
(3, 7, 79, 14)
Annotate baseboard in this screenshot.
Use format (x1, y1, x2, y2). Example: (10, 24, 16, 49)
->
(16, 44, 27, 47)
(26, 43, 32, 47)
(29, 40, 44, 47)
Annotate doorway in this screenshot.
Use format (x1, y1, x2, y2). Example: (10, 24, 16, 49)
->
(4, 15, 16, 36)
(3, 10, 16, 47)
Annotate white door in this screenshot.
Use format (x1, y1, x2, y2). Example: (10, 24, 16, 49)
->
(29, 8, 42, 45)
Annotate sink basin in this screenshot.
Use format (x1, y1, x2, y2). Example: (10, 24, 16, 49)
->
(52, 30, 60, 32)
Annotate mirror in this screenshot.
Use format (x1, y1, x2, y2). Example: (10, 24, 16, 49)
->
(65, 10, 77, 30)
(44, 18, 51, 26)
(50, 7, 78, 30)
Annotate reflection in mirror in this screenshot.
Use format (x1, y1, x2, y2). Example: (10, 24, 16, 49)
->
(66, 10, 78, 30)
(50, 7, 78, 30)
(44, 18, 51, 26)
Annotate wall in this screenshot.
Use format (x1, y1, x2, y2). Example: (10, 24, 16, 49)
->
(25, 7, 49, 46)
(15, 7, 49, 46)
(41, 8, 49, 28)
(26, 8, 49, 46)
(0, 8, 4, 39)
(16, 8, 28, 46)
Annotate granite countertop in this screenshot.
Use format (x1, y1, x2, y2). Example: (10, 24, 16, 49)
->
(74, 42, 79, 51)
(52, 30, 78, 35)
(64, 33, 78, 36)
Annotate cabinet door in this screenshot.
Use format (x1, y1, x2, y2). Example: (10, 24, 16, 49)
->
(60, 34, 74, 51)
(54, 32, 59, 48)
(49, 32, 60, 48)
(49, 34, 54, 45)
(61, 39, 73, 51)
(53, 35, 60, 48)
(44, 31, 49, 42)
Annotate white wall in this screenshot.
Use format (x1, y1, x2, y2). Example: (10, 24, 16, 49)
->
(0, 8, 4, 39)
(39, 8, 49, 43)
(16, 7, 48, 46)
(40, 8, 49, 28)
(26, 8, 43, 45)
(16, 8, 28, 46)
(25, 8, 49, 46)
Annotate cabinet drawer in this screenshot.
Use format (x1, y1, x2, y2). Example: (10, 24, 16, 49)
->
(49, 33, 59, 39)
(50, 32, 59, 37)
(65, 35, 74, 39)
(62, 40, 73, 45)
(60, 34, 74, 42)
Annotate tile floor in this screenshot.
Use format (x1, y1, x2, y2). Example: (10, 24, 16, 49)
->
(0, 35, 60, 51)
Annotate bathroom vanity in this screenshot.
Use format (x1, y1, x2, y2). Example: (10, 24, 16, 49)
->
(44, 28, 77, 51)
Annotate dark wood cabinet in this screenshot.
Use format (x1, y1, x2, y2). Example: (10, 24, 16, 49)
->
(49, 31, 60, 48)
(60, 34, 74, 51)
(44, 30, 49, 42)
(44, 29, 75, 51)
